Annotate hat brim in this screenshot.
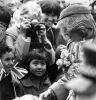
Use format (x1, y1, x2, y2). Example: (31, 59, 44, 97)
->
(65, 76, 93, 93)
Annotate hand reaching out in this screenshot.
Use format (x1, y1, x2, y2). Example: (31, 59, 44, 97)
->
(39, 89, 52, 100)
(39, 89, 56, 100)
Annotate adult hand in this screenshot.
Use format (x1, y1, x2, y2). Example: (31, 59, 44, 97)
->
(39, 89, 52, 100)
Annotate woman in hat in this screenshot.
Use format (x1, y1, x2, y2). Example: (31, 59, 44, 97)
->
(39, 3, 96, 100)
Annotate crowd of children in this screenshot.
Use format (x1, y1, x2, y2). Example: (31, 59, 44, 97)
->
(0, 0, 96, 100)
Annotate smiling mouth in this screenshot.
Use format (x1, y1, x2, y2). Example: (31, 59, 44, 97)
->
(36, 70, 44, 74)
(36, 71, 42, 73)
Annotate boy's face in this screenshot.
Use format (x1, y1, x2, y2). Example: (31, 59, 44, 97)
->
(57, 0, 66, 9)
(41, 13, 58, 27)
(1, 52, 14, 74)
(29, 59, 46, 77)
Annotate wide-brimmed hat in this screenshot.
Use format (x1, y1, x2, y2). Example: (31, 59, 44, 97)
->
(59, 4, 91, 21)
(57, 4, 96, 40)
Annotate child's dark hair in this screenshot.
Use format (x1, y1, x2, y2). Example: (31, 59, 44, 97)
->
(0, 44, 12, 58)
(20, 48, 50, 71)
(0, 4, 11, 28)
(39, 0, 61, 18)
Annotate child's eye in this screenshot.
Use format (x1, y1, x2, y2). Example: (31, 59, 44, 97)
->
(41, 62, 46, 65)
(33, 62, 38, 65)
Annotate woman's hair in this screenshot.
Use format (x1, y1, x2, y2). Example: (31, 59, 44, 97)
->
(20, 48, 50, 71)
(19, 1, 42, 20)
(12, 1, 42, 25)
(58, 13, 96, 40)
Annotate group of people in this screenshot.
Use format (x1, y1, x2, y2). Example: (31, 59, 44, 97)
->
(0, 0, 96, 100)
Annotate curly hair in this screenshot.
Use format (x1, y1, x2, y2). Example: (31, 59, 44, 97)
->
(20, 48, 50, 72)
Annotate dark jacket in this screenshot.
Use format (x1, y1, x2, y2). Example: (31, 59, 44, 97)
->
(0, 74, 15, 100)
(16, 74, 51, 97)
(46, 27, 66, 50)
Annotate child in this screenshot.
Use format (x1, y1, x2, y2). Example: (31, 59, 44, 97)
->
(0, 44, 28, 100)
(0, 44, 15, 100)
(16, 48, 51, 97)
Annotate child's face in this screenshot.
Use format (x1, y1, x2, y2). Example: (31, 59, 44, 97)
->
(29, 59, 46, 77)
(41, 13, 58, 27)
(1, 52, 14, 74)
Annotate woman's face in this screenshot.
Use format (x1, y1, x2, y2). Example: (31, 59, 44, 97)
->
(29, 59, 46, 77)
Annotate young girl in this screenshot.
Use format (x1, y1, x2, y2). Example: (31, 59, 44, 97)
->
(16, 48, 51, 97)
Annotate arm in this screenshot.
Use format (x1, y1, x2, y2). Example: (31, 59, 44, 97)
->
(39, 77, 69, 100)
(6, 25, 19, 51)
(49, 77, 69, 100)
(39, 24, 55, 65)
(6, 35, 14, 50)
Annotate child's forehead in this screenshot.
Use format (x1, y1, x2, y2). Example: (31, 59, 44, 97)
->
(31, 59, 45, 62)
(2, 52, 14, 58)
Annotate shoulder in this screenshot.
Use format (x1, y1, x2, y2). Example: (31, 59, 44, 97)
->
(6, 25, 19, 39)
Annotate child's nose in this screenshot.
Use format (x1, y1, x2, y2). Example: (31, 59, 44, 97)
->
(9, 60, 14, 65)
(37, 64, 42, 69)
